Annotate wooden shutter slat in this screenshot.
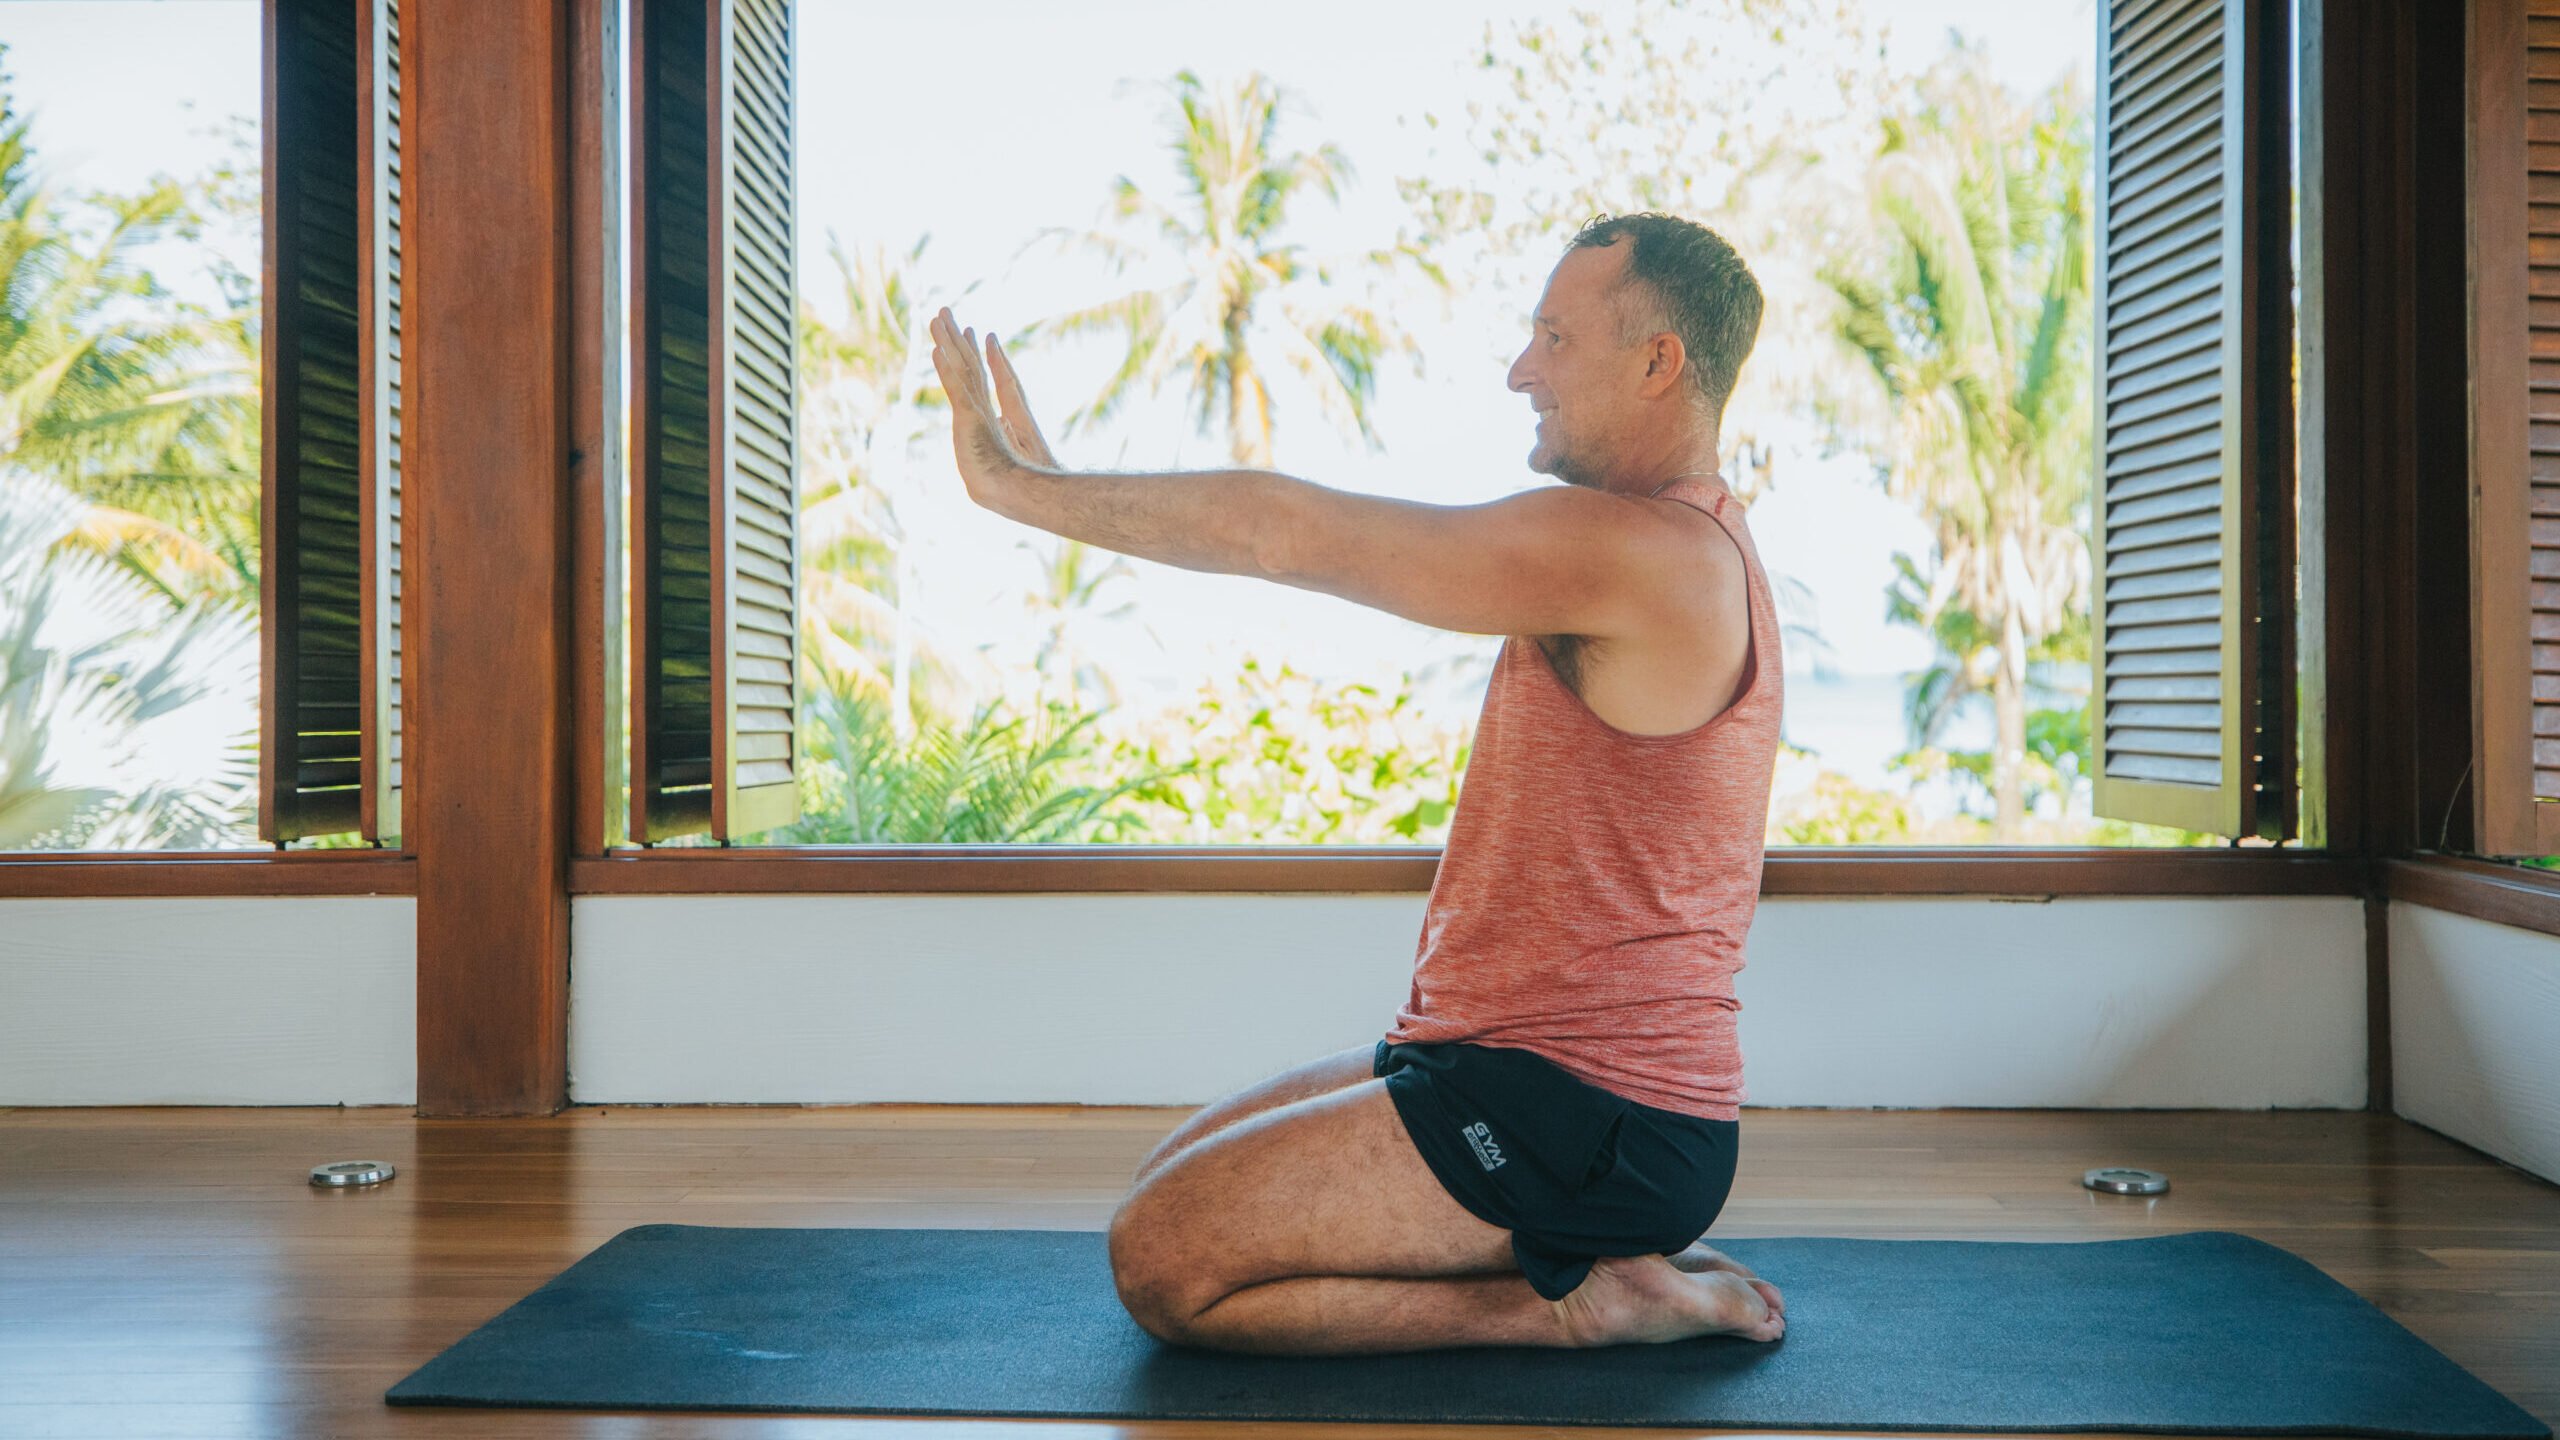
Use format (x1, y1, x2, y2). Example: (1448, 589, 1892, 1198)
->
(2105, 289, 2219, 352)
(2111, 71, 2223, 165)
(2092, 0, 2294, 838)
(2108, 564, 2223, 602)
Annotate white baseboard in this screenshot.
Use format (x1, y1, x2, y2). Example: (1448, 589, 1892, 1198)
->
(2388, 903, 2560, 1185)
(567, 893, 2369, 1110)
(0, 890, 2373, 1111)
(0, 896, 416, 1105)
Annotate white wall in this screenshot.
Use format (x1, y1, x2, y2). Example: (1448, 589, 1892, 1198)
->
(2389, 904, 2560, 1185)
(568, 893, 2370, 1109)
(0, 896, 416, 1105)
(0, 891, 2371, 1109)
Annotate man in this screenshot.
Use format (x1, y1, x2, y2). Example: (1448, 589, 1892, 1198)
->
(926, 212, 1785, 1355)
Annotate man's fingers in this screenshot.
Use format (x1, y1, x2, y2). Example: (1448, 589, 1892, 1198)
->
(929, 308, 999, 411)
(987, 336, 1028, 407)
(983, 335, 1060, 466)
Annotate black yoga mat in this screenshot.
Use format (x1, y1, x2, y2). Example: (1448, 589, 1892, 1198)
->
(388, 1226, 2548, 1436)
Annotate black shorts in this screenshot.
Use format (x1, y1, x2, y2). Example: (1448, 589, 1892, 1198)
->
(1374, 1039, 1739, 1302)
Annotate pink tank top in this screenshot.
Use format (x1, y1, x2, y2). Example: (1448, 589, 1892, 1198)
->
(1382, 477, 1783, 1121)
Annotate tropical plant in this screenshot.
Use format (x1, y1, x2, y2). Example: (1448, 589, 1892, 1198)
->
(1020, 536, 1138, 711)
(1092, 656, 1471, 844)
(1398, 0, 1882, 497)
(0, 81, 259, 606)
(1032, 70, 1438, 468)
(1765, 748, 1928, 845)
(0, 467, 253, 849)
(1822, 56, 2095, 839)
(798, 234, 990, 732)
(763, 671, 1161, 844)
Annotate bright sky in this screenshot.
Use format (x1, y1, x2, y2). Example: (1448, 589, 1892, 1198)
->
(1, 0, 2097, 785)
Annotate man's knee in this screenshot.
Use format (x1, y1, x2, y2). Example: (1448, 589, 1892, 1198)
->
(1108, 1190, 1216, 1343)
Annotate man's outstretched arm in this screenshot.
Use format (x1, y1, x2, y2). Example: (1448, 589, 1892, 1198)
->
(927, 308, 1716, 642)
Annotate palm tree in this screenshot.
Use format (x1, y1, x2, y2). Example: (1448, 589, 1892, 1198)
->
(0, 90, 260, 606)
(1824, 59, 2094, 840)
(797, 235, 993, 733)
(0, 467, 254, 849)
(1033, 70, 1438, 468)
(1020, 537, 1138, 711)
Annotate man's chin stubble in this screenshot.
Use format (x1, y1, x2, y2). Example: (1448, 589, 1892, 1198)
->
(1539, 453, 1601, 490)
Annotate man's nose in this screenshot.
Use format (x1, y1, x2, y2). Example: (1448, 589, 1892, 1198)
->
(1507, 346, 1535, 394)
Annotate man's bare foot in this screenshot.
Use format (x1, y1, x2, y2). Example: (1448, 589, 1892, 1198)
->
(1552, 1253, 1786, 1347)
(1668, 1241, 1783, 1318)
(1669, 1240, 1755, 1278)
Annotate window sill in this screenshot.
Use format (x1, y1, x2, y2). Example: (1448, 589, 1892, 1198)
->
(2383, 854, 2560, 938)
(569, 845, 2357, 897)
(0, 851, 416, 898)
(0, 845, 2361, 900)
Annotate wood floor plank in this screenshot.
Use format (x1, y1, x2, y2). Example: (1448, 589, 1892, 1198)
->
(0, 1105, 2552, 1438)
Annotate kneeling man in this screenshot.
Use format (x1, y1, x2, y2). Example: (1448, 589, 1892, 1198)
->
(928, 212, 1785, 1354)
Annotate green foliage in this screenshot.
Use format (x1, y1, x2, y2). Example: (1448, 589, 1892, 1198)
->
(1022, 537, 1137, 711)
(0, 70, 259, 607)
(1771, 765, 1923, 845)
(1029, 71, 1437, 468)
(1892, 703, 2087, 818)
(1396, 0, 1882, 492)
(765, 675, 1162, 844)
(1825, 49, 2096, 837)
(1092, 657, 1471, 844)
(0, 469, 253, 849)
(0, 71, 262, 852)
(797, 235, 985, 717)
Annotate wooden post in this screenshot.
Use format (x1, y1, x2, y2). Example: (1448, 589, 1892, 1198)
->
(407, 0, 576, 1116)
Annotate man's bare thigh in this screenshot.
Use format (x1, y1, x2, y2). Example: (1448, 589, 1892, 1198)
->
(1133, 1044, 1377, 1185)
(1111, 1078, 1516, 1320)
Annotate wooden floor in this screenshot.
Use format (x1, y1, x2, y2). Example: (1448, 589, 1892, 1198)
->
(0, 1105, 2553, 1440)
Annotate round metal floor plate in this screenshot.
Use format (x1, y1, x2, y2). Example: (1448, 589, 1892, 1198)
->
(309, 1160, 395, 1188)
(2083, 1165, 2169, 1195)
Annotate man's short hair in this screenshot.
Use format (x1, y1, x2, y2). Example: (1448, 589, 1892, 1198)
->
(1567, 213, 1764, 416)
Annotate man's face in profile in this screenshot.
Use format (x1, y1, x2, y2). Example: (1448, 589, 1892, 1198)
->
(1507, 243, 1647, 489)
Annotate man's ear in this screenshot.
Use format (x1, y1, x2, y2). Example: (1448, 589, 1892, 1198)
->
(1640, 332, 1688, 398)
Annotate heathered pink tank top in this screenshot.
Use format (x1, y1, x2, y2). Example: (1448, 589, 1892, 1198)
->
(1382, 476, 1783, 1121)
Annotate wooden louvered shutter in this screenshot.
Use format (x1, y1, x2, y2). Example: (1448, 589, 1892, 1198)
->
(2090, 0, 2295, 838)
(358, 0, 404, 842)
(261, 0, 403, 843)
(2469, 0, 2560, 855)
(631, 0, 802, 843)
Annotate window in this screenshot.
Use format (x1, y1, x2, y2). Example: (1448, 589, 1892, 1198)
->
(625, 0, 2266, 850)
(0, 2, 268, 851)
(1, 0, 2316, 866)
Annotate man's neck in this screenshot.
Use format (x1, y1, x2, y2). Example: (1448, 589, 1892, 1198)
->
(1598, 441, 1724, 499)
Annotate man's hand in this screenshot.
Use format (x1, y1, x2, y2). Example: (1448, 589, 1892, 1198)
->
(927, 306, 1058, 513)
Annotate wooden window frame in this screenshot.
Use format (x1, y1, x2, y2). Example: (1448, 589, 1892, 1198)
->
(2386, 853, 2560, 938)
(0, 0, 2371, 906)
